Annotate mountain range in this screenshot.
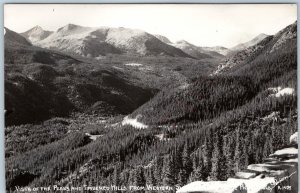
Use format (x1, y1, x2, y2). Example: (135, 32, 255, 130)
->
(19, 24, 270, 60)
(21, 24, 192, 58)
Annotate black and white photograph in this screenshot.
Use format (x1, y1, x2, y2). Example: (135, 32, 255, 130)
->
(3, 4, 298, 193)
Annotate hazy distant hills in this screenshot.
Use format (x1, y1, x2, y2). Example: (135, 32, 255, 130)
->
(230, 33, 269, 51)
(202, 46, 231, 56)
(171, 40, 226, 59)
(154, 35, 229, 59)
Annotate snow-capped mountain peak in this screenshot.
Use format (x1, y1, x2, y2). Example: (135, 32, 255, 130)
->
(57, 23, 89, 32)
(21, 25, 53, 42)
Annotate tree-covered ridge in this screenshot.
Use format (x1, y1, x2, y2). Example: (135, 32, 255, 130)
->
(132, 76, 258, 125)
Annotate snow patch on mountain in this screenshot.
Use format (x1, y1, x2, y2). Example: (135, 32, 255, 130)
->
(125, 63, 143, 67)
(122, 115, 148, 129)
(85, 133, 103, 141)
(268, 87, 295, 97)
(262, 111, 279, 121)
(179, 82, 190, 90)
(290, 132, 298, 144)
(235, 171, 256, 179)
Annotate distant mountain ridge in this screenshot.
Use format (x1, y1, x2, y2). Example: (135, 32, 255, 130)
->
(22, 24, 192, 58)
(171, 40, 225, 59)
(20, 25, 236, 59)
(231, 33, 269, 51)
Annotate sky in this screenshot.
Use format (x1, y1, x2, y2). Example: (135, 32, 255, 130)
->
(4, 4, 297, 48)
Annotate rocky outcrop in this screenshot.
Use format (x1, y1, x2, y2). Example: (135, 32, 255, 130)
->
(177, 132, 298, 193)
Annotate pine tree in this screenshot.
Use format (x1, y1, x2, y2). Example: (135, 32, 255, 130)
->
(162, 155, 176, 186)
(193, 157, 204, 181)
(177, 169, 187, 187)
(223, 135, 235, 178)
(234, 127, 243, 173)
(182, 143, 192, 175)
(134, 167, 145, 187)
(209, 132, 226, 181)
(113, 165, 120, 186)
(263, 137, 273, 159)
(202, 134, 213, 180)
(153, 156, 163, 185)
(146, 168, 156, 186)
(128, 170, 134, 186)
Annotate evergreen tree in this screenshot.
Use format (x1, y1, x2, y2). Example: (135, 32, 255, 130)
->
(223, 135, 235, 178)
(209, 132, 226, 181)
(182, 143, 192, 174)
(134, 167, 145, 187)
(162, 155, 176, 186)
(113, 165, 120, 186)
(177, 169, 187, 187)
(234, 127, 243, 173)
(193, 157, 204, 181)
(202, 135, 213, 180)
(153, 156, 163, 185)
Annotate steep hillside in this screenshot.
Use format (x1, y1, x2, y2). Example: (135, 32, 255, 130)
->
(214, 35, 274, 74)
(4, 27, 79, 65)
(31, 24, 191, 58)
(154, 34, 172, 44)
(4, 27, 32, 47)
(214, 21, 296, 76)
(228, 21, 297, 85)
(130, 76, 258, 125)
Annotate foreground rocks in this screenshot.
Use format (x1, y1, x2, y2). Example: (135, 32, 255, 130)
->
(177, 132, 298, 193)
